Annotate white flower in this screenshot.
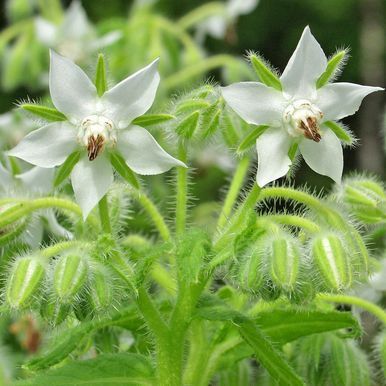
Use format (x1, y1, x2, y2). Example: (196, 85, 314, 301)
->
(35, 1, 121, 62)
(221, 26, 383, 186)
(0, 163, 72, 247)
(197, 0, 258, 41)
(8, 51, 186, 218)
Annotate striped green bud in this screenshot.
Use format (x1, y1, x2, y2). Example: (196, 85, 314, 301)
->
(237, 247, 264, 292)
(40, 299, 71, 326)
(343, 178, 386, 224)
(89, 270, 113, 312)
(269, 236, 300, 292)
(312, 235, 351, 291)
(53, 255, 88, 301)
(6, 256, 45, 308)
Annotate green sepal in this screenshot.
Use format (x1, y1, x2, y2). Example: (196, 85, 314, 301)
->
(324, 121, 355, 145)
(176, 111, 200, 139)
(316, 49, 348, 88)
(176, 99, 211, 115)
(21, 104, 66, 121)
(249, 54, 282, 91)
(54, 150, 81, 187)
(132, 114, 175, 127)
(237, 125, 269, 154)
(109, 151, 139, 189)
(95, 53, 107, 97)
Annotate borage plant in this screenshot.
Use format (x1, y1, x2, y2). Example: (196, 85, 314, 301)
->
(0, 26, 385, 386)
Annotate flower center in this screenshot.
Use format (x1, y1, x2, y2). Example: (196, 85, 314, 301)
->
(78, 115, 117, 161)
(283, 100, 323, 142)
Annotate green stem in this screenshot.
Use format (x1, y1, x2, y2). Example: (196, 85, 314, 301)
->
(217, 157, 251, 230)
(176, 143, 188, 236)
(317, 293, 386, 325)
(214, 184, 261, 251)
(178, 2, 225, 29)
(0, 197, 99, 229)
(163, 55, 254, 91)
(133, 190, 171, 241)
(40, 240, 88, 258)
(260, 214, 321, 234)
(98, 195, 112, 233)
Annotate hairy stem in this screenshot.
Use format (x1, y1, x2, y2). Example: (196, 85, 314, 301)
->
(176, 143, 188, 236)
(317, 293, 386, 325)
(178, 2, 225, 29)
(217, 156, 251, 230)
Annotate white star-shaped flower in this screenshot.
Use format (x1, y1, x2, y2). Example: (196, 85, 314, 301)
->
(35, 1, 121, 62)
(221, 26, 383, 186)
(8, 51, 185, 218)
(0, 163, 71, 247)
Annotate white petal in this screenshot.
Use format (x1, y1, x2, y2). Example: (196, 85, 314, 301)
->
(199, 17, 227, 39)
(256, 128, 292, 187)
(23, 219, 44, 249)
(17, 167, 54, 193)
(117, 125, 186, 175)
(221, 82, 285, 126)
(280, 26, 327, 98)
(7, 122, 77, 168)
(70, 154, 113, 219)
(0, 162, 13, 189)
(49, 50, 97, 120)
(59, 0, 91, 40)
(102, 59, 160, 127)
(317, 82, 383, 121)
(227, 0, 258, 16)
(43, 209, 73, 239)
(299, 129, 343, 183)
(35, 18, 57, 46)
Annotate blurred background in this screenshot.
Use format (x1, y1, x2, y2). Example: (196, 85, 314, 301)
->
(0, 0, 384, 185)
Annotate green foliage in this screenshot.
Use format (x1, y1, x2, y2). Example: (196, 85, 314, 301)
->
(21, 104, 67, 122)
(248, 53, 282, 91)
(54, 151, 81, 187)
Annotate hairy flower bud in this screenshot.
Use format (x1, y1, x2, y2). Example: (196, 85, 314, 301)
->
(312, 234, 351, 291)
(342, 177, 386, 224)
(269, 236, 300, 292)
(40, 299, 71, 326)
(53, 255, 88, 301)
(6, 256, 45, 308)
(89, 269, 113, 312)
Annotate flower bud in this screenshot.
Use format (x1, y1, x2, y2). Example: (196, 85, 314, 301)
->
(269, 236, 300, 292)
(312, 234, 351, 291)
(53, 255, 88, 301)
(88, 270, 113, 312)
(236, 247, 264, 293)
(6, 256, 45, 308)
(342, 178, 386, 224)
(40, 299, 71, 326)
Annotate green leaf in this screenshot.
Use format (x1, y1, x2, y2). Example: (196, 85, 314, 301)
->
(21, 104, 66, 121)
(255, 309, 361, 344)
(324, 121, 355, 145)
(316, 49, 348, 88)
(132, 114, 175, 127)
(249, 54, 282, 91)
(18, 353, 155, 385)
(54, 150, 81, 187)
(95, 53, 107, 97)
(175, 111, 200, 139)
(237, 125, 269, 154)
(238, 320, 305, 386)
(109, 151, 139, 189)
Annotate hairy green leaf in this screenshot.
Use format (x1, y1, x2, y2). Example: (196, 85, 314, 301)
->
(18, 353, 154, 386)
(54, 150, 81, 187)
(110, 151, 140, 189)
(316, 49, 348, 88)
(249, 54, 282, 91)
(237, 125, 269, 154)
(132, 114, 175, 127)
(21, 104, 66, 121)
(95, 53, 107, 97)
(238, 320, 305, 386)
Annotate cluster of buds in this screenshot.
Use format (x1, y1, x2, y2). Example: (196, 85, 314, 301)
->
(5, 251, 115, 324)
